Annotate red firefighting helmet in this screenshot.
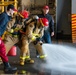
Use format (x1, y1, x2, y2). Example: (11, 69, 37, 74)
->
(19, 10, 29, 19)
(38, 18, 49, 26)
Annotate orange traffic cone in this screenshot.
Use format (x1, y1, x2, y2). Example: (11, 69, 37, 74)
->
(7, 46, 17, 56)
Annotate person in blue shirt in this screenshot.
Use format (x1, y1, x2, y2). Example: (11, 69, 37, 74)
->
(0, 4, 17, 74)
(36, 5, 54, 58)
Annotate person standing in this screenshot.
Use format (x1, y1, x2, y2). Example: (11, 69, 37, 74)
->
(0, 4, 17, 73)
(38, 5, 54, 43)
(36, 5, 54, 57)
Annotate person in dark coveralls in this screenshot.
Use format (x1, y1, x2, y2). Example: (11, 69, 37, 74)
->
(0, 4, 17, 73)
(36, 5, 54, 57)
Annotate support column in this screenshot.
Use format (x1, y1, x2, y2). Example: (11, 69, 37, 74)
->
(2, 0, 4, 12)
(72, 0, 76, 43)
(14, 0, 17, 9)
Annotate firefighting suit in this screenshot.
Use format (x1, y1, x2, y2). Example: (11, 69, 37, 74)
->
(2, 18, 23, 54)
(19, 17, 47, 66)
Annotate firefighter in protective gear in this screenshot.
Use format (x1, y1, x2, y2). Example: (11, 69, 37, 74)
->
(31, 18, 49, 41)
(18, 9, 29, 19)
(38, 18, 49, 26)
(16, 9, 30, 28)
(20, 17, 49, 65)
(34, 18, 48, 59)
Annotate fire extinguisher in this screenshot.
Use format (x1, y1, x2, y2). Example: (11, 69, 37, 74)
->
(7, 46, 17, 56)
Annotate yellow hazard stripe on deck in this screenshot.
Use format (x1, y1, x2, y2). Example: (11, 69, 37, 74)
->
(71, 14, 76, 43)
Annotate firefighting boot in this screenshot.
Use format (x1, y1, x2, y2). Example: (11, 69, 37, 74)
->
(20, 57, 25, 66)
(39, 55, 47, 59)
(20, 60, 25, 66)
(3, 62, 17, 74)
(25, 56, 34, 64)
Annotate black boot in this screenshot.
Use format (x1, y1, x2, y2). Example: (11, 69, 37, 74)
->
(3, 62, 17, 74)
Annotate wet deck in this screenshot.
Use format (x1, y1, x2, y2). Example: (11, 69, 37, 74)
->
(0, 40, 76, 75)
(0, 43, 50, 75)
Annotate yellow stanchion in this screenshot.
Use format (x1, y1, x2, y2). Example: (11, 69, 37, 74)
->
(2, 0, 4, 12)
(0, 0, 18, 12)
